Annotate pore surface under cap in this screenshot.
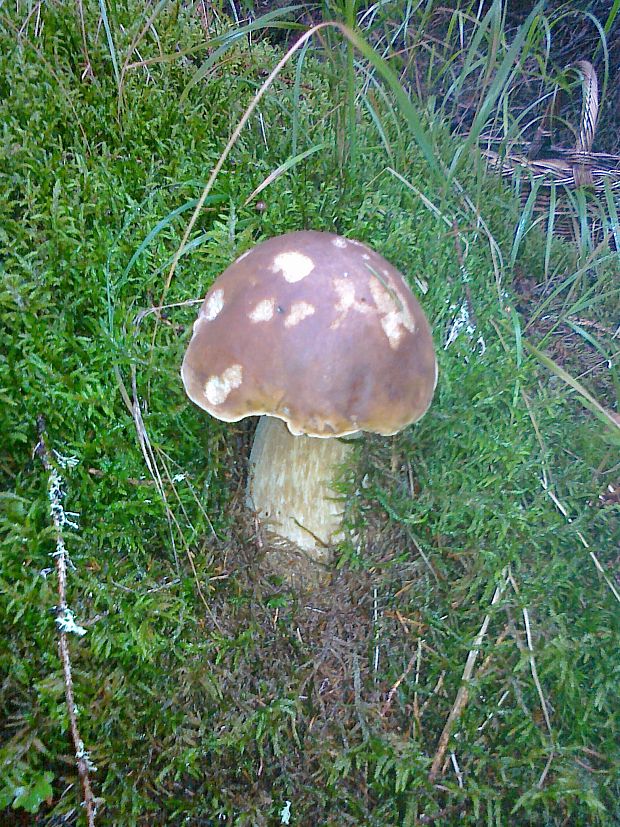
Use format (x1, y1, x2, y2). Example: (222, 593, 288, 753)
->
(181, 230, 437, 437)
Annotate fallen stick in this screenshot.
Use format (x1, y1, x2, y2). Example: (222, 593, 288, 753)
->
(34, 416, 97, 826)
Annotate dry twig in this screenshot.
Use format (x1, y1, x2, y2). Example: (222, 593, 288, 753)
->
(380, 652, 417, 717)
(34, 416, 97, 827)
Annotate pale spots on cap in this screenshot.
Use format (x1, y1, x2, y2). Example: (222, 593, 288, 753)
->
(271, 251, 315, 283)
(201, 289, 224, 321)
(331, 278, 373, 329)
(381, 313, 406, 348)
(204, 364, 243, 406)
(235, 250, 251, 263)
(334, 278, 356, 310)
(284, 301, 316, 328)
(181, 231, 436, 434)
(332, 237, 348, 249)
(369, 278, 415, 349)
(249, 298, 275, 323)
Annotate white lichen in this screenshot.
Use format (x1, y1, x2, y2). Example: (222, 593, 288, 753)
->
(56, 607, 87, 637)
(280, 801, 292, 825)
(53, 450, 79, 469)
(444, 299, 486, 355)
(76, 739, 98, 772)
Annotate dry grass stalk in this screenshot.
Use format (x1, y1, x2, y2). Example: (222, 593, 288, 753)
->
(429, 572, 508, 781)
(508, 572, 554, 739)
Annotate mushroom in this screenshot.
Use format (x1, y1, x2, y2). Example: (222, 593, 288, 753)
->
(181, 230, 437, 587)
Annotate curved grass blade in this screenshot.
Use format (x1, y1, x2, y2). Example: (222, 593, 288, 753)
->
(386, 167, 452, 227)
(340, 25, 443, 184)
(524, 339, 620, 430)
(291, 37, 311, 157)
(525, 267, 583, 330)
(155, 232, 214, 277)
(345, 0, 357, 169)
(122, 195, 225, 283)
(574, 186, 592, 253)
(361, 88, 393, 159)
(510, 179, 541, 266)
(243, 143, 328, 206)
(565, 321, 617, 381)
(603, 177, 620, 251)
(603, 0, 620, 34)
(163, 20, 447, 315)
(443, 3, 493, 111)
(510, 307, 523, 407)
(120, 0, 169, 86)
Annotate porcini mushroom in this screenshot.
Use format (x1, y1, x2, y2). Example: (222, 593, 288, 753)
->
(181, 230, 437, 587)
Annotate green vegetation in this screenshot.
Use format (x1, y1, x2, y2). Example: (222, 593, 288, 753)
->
(1, 0, 618, 824)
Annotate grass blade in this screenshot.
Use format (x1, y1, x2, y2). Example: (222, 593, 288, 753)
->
(360, 89, 393, 159)
(510, 179, 541, 266)
(524, 339, 620, 430)
(602, 177, 620, 251)
(566, 321, 616, 381)
(180, 6, 304, 103)
(122, 195, 225, 283)
(98, 0, 120, 87)
(544, 182, 556, 279)
(344, 0, 357, 169)
(291, 37, 311, 158)
(243, 144, 328, 206)
(447, 1, 544, 188)
(340, 25, 443, 184)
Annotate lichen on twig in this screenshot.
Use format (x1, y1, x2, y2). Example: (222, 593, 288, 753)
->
(34, 415, 98, 827)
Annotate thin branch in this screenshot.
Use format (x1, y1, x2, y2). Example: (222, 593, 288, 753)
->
(34, 417, 97, 827)
(380, 651, 417, 717)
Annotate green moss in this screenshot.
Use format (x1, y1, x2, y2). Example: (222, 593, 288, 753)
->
(1, 0, 618, 824)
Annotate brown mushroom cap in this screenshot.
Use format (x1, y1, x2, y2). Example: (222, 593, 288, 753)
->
(181, 230, 437, 437)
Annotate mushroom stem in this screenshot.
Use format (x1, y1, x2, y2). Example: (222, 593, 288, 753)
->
(247, 416, 354, 578)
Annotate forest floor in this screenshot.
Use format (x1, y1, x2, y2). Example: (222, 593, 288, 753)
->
(1, 1, 619, 825)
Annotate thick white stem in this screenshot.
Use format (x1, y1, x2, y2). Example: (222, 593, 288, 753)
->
(247, 416, 354, 572)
